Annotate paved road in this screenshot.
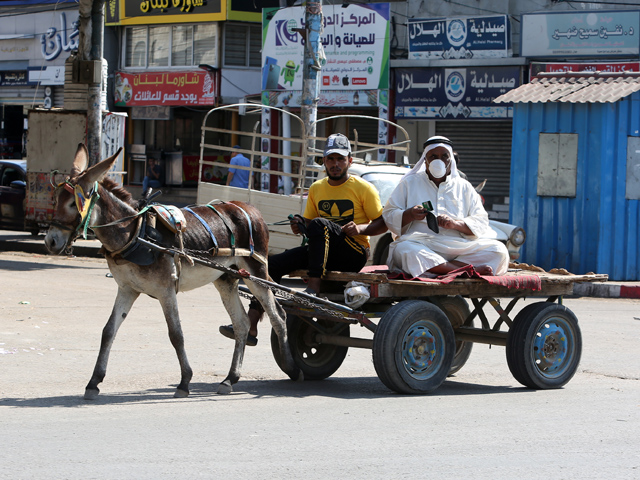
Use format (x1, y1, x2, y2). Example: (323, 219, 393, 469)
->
(1, 252, 638, 479)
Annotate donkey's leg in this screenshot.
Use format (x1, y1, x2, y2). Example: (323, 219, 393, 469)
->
(246, 281, 303, 382)
(158, 291, 193, 398)
(85, 286, 139, 400)
(213, 275, 249, 394)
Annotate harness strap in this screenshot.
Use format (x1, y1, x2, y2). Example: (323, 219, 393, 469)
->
(203, 204, 235, 249)
(106, 214, 145, 257)
(208, 201, 255, 256)
(184, 207, 219, 250)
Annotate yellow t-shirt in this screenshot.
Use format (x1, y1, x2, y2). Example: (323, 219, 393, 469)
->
(303, 175, 383, 249)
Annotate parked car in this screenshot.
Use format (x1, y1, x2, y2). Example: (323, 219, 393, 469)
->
(0, 159, 39, 235)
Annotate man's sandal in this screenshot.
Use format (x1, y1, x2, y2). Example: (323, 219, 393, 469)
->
(219, 324, 258, 347)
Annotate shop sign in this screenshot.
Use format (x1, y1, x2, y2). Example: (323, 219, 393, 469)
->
(262, 89, 384, 108)
(521, 10, 640, 58)
(114, 70, 216, 107)
(394, 66, 520, 119)
(530, 61, 640, 79)
(27, 66, 65, 85)
(107, 0, 224, 25)
(408, 15, 510, 60)
(0, 70, 28, 86)
(0, 10, 78, 66)
(262, 3, 390, 91)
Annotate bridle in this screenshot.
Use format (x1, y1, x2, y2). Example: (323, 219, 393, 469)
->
(50, 177, 101, 250)
(50, 174, 151, 254)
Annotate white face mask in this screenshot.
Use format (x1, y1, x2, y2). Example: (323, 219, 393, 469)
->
(428, 159, 447, 178)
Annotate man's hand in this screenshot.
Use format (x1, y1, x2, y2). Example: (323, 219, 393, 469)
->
(289, 215, 306, 235)
(437, 214, 472, 235)
(341, 221, 359, 237)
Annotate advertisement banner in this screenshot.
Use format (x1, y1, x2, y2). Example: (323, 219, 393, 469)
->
(521, 10, 640, 58)
(114, 70, 217, 107)
(394, 66, 520, 119)
(262, 3, 390, 91)
(530, 61, 640, 79)
(408, 15, 510, 60)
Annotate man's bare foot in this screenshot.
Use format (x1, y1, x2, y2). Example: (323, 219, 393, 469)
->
(475, 264, 494, 276)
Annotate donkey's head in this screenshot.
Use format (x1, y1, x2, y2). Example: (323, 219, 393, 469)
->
(45, 144, 122, 255)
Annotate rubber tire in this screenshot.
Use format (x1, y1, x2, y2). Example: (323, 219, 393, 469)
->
(372, 300, 455, 394)
(270, 313, 350, 381)
(432, 295, 474, 376)
(506, 302, 582, 389)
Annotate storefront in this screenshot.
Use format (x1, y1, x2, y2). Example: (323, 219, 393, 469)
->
(392, 14, 523, 204)
(105, 0, 282, 187)
(0, 4, 78, 158)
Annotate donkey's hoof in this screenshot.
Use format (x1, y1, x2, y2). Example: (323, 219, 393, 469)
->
(217, 381, 233, 395)
(173, 389, 189, 398)
(84, 388, 100, 400)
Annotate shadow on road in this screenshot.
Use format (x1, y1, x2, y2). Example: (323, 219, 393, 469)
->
(0, 258, 106, 272)
(0, 377, 534, 408)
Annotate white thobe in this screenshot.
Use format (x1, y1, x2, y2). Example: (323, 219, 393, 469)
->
(382, 172, 509, 277)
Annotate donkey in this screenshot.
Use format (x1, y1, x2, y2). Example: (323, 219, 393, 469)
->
(45, 144, 301, 399)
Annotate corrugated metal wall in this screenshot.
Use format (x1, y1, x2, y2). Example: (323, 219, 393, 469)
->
(437, 120, 512, 197)
(510, 96, 640, 280)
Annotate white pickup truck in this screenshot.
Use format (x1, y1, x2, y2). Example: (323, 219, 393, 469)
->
(196, 105, 524, 264)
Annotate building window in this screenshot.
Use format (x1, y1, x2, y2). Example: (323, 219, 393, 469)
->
(124, 24, 217, 69)
(224, 24, 261, 67)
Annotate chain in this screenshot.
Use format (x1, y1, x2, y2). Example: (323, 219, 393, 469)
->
(181, 247, 348, 319)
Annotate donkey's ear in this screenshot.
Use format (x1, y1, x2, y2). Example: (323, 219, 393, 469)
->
(79, 147, 123, 186)
(71, 144, 89, 178)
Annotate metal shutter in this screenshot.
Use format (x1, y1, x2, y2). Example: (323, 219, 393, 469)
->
(436, 120, 512, 197)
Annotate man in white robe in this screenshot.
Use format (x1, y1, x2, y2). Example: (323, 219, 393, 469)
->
(383, 136, 509, 277)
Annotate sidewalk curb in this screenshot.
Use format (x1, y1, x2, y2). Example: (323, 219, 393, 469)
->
(573, 282, 640, 299)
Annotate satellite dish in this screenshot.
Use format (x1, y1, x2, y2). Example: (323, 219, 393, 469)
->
(43, 97, 52, 109)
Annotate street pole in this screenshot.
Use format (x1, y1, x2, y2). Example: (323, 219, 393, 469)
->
(87, 0, 104, 166)
(300, 1, 322, 170)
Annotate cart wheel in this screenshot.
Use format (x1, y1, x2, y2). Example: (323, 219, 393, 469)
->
(373, 300, 455, 394)
(270, 314, 350, 381)
(432, 295, 473, 376)
(506, 302, 582, 389)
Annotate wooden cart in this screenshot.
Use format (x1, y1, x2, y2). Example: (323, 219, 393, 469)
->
(269, 269, 608, 394)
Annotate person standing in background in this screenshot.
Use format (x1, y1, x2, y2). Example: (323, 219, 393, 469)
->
(226, 145, 251, 188)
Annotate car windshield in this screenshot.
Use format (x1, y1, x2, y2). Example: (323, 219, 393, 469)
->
(361, 172, 405, 204)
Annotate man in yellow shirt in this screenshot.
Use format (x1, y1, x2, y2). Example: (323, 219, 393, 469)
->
(220, 133, 387, 345)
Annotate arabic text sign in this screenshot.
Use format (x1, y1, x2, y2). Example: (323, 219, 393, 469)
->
(394, 66, 520, 119)
(0, 10, 78, 65)
(262, 4, 390, 91)
(530, 61, 640, 79)
(408, 15, 510, 60)
(262, 89, 383, 108)
(0, 71, 28, 86)
(521, 11, 640, 58)
(114, 71, 216, 107)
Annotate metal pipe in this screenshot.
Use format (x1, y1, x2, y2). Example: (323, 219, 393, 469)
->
(315, 334, 373, 349)
(455, 328, 508, 347)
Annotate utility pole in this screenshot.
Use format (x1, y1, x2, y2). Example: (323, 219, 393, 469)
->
(78, 0, 104, 166)
(87, 0, 104, 166)
(300, 1, 322, 166)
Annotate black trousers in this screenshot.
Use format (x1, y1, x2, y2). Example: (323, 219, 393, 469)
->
(269, 217, 368, 282)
